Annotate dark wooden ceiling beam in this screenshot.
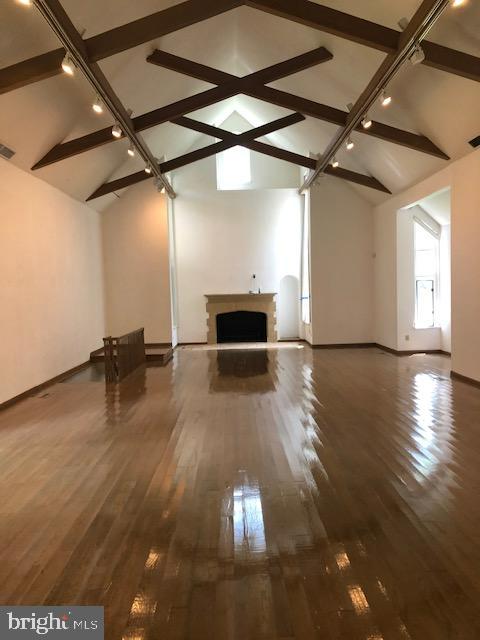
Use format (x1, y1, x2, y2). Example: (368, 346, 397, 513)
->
(147, 46, 332, 86)
(173, 116, 391, 193)
(245, 0, 480, 83)
(87, 112, 305, 200)
(148, 49, 449, 160)
(32, 48, 330, 170)
(0, 0, 244, 94)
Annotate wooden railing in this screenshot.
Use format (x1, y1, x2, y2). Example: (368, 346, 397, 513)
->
(103, 328, 146, 383)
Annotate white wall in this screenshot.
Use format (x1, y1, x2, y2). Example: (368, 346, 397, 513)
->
(374, 148, 480, 381)
(0, 160, 105, 404)
(171, 144, 302, 343)
(173, 188, 302, 343)
(101, 180, 172, 344)
(309, 178, 374, 345)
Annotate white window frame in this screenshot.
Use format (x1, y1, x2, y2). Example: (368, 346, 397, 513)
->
(301, 192, 311, 325)
(414, 218, 440, 329)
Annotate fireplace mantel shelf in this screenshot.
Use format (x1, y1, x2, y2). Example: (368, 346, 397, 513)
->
(205, 293, 276, 300)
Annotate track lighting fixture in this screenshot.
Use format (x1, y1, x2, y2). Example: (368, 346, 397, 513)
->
(409, 44, 425, 65)
(361, 115, 372, 129)
(61, 54, 75, 76)
(17, 0, 32, 5)
(92, 96, 103, 114)
(451, 0, 465, 6)
(111, 123, 122, 138)
(127, 142, 135, 157)
(380, 89, 392, 107)
(154, 177, 165, 193)
(346, 138, 354, 151)
(331, 158, 339, 168)
(144, 165, 152, 174)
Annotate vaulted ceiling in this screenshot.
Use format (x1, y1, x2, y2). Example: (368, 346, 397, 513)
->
(1, 0, 479, 210)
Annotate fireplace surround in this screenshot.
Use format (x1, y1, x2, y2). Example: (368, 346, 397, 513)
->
(205, 293, 277, 344)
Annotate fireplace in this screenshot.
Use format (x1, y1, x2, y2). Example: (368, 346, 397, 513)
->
(205, 293, 277, 344)
(216, 311, 267, 343)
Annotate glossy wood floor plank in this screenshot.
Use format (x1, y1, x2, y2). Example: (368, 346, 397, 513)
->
(1, 345, 480, 639)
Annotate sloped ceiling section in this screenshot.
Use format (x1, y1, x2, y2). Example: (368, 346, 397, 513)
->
(0, 0, 479, 211)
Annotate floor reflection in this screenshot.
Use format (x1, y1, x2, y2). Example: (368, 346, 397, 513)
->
(232, 474, 267, 560)
(209, 348, 276, 393)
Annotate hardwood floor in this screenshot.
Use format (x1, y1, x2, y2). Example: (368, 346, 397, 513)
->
(1, 345, 480, 639)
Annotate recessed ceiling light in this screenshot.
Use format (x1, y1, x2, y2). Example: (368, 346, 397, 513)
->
(61, 54, 74, 76)
(111, 124, 122, 138)
(380, 89, 392, 107)
(92, 96, 103, 114)
(346, 138, 354, 151)
(362, 115, 372, 129)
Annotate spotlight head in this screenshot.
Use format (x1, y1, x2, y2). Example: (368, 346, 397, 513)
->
(380, 89, 392, 107)
(409, 44, 425, 65)
(331, 158, 339, 168)
(451, 0, 465, 6)
(111, 124, 122, 138)
(61, 54, 74, 76)
(17, 0, 32, 5)
(144, 165, 152, 174)
(92, 96, 103, 114)
(362, 115, 372, 129)
(127, 143, 135, 157)
(346, 138, 354, 151)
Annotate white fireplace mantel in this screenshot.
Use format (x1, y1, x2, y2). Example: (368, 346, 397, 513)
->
(205, 293, 277, 343)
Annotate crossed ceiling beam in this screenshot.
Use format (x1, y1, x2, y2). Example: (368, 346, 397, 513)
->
(173, 116, 391, 194)
(147, 49, 448, 160)
(32, 42, 448, 173)
(31, 47, 332, 169)
(87, 112, 305, 200)
(1, 0, 479, 96)
(301, 0, 454, 192)
(87, 113, 391, 201)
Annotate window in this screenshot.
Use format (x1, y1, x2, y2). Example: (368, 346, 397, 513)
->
(414, 220, 439, 328)
(301, 192, 311, 324)
(216, 140, 251, 190)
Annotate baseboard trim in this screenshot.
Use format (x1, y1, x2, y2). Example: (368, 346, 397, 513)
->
(0, 360, 91, 412)
(451, 371, 480, 388)
(146, 342, 173, 348)
(312, 343, 376, 349)
(376, 344, 450, 357)
(177, 342, 208, 346)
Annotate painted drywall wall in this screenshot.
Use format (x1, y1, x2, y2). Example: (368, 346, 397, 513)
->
(309, 178, 374, 345)
(0, 160, 105, 404)
(170, 147, 302, 343)
(101, 180, 172, 344)
(374, 148, 480, 381)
